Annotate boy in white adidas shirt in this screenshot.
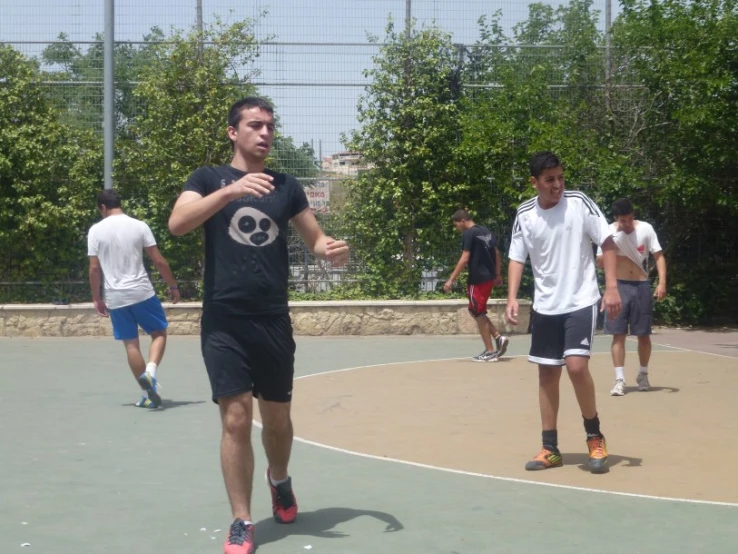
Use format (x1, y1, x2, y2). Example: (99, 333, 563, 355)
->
(596, 198, 667, 396)
(506, 151, 622, 474)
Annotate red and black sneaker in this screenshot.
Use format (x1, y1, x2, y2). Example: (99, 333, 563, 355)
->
(266, 468, 298, 524)
(224, 519, 255, 554)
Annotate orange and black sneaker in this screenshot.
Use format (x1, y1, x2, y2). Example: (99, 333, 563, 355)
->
(587, 435, 609, 474)
(266, 468, 298, 524)
(525, 447, 563, 471)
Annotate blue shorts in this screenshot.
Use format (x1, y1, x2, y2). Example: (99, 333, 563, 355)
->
(109, 295, 168, 341)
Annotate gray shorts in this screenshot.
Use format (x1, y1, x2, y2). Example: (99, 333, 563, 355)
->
(604, 280, 653, 336)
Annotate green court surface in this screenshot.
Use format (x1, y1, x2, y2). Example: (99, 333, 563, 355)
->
(1, 333, 736, 553)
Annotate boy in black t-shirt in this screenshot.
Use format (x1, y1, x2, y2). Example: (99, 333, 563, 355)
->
(443, 209, 509, 362)
(169, 97, 349, 554)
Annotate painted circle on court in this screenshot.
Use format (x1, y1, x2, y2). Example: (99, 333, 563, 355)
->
(279, 352, 738, 504)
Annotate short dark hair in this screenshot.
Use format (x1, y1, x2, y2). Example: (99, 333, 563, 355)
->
(452, 209, 471, 222)
(227, 96, 274, 130)
(529, 151, 563, 178)
(612, 198, 634, 217)
(96, 189, 122, 210)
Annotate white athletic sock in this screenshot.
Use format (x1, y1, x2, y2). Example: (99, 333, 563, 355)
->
(270, 475, 289, 487)
(639, 366, 648, 374)
(614, 367, 625, 381)
(146, 362, 157, 379)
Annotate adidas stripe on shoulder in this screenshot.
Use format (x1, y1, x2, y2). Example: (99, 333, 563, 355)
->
(564, 190, 600, 216)
(513, 198, 537, 233)
(516, 197, 537, 214)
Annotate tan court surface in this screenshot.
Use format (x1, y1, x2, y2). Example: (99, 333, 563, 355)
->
(287, 350, 737, 503)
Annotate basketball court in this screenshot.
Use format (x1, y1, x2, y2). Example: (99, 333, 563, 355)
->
(1, 328, 737, 553)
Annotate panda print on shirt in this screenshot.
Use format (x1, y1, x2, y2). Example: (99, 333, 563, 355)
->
(229, 206, 279, 247)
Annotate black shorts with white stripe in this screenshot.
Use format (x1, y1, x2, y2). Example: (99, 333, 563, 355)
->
(529, 302, 598, 366)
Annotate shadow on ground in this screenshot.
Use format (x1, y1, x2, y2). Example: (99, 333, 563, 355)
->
(623, 385, 680, 394)
(254, 507, 404, 546)
(560, 452, 644, 473)
(119, 399, 207, 410)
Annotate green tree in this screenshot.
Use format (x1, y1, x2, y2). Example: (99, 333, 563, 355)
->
(4, 15, 321, 302)
(614, 0, 738, 205)
(611, 0, 738, 323)
(41, 24, 321, 179)
(41, 30, 161, 132)
(0, 45, 101, 300)
(114, 16, 321, 295)
(457, 1, 648, 302)
(344, 20, 466, 295)
(115, 17, 263, 293)
(271, 136, 320, 182)
(459, 1, 628, 220)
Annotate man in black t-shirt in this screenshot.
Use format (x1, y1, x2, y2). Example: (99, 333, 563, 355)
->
(169, 97, 349, 554)
(443, 209, 509, 362)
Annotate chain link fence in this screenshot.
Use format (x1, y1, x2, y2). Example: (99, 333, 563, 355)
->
(1, 1, 615, 303)
(6, 0, 735, 327)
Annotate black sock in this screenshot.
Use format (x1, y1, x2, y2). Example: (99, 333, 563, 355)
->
(542, 429, 559, 452)
(583, 414, 603, 438)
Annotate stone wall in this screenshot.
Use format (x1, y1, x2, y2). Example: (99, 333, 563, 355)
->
(0, 299, 531, 338)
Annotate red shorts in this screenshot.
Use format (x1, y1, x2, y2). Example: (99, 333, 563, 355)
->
(467, 280, 494, 317)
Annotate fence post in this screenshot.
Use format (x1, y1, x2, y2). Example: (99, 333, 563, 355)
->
(405, 0, 412, 38)
(605, 0, 612, 115)
(103, 0, 115, 190)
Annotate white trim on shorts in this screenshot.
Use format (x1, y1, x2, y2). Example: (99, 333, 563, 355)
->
(528, 355, 566, 366)
(564, 348, 591, 358)
(564, 304, 597, 358)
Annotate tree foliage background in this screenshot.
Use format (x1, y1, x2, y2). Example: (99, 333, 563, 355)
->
(1, 0, 736, 325)
(1, 14, 320, 302)
(343, 0, 737, 324)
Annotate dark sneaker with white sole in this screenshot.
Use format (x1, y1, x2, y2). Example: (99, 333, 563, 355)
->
(472, 350, 499, 362)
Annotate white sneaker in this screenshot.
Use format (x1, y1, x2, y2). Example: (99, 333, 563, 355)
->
(610, 379, 626, 396)
(636, 373, 650, 391)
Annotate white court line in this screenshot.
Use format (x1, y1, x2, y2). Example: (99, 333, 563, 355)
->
(291, 347, 718, 383)
(643, 338, 738, 360)
(266, 432, 738, 508)
(254, 347, 738, 508)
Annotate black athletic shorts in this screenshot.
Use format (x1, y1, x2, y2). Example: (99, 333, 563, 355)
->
(604, 280, 653, 337)
(529, 302, 598, 366)
(200, 311, 296, 403)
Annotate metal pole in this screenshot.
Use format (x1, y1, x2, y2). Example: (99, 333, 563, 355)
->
(405, 0, 411, 37)
(103, 0, 114, 189)
(196, 0, 204, 60)
(605, 0, 612, 113)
